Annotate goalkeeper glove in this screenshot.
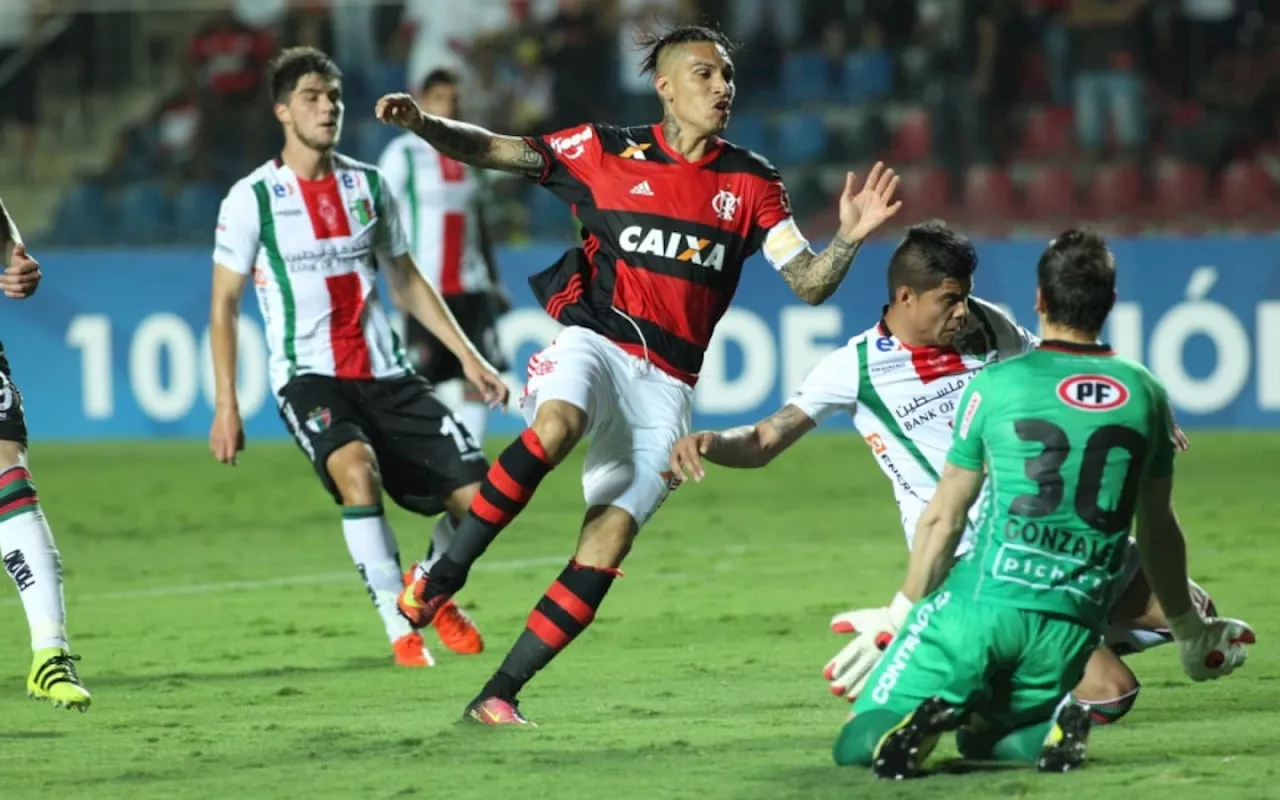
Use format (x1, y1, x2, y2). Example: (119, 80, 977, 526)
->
(823, 592, 914, 701)
(1167, 607, 1255, 682)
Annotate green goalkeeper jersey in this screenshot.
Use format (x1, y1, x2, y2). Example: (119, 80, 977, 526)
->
(943, 341, 1176, 631)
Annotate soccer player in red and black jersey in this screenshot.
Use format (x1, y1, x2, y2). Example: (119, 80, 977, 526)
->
(375, 25, 902, 725)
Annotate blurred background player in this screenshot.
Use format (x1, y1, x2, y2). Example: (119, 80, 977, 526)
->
(377, 66, 511, 455)
(671, 221, 1206, 726)
(0, 197, 90, 711)
(377, 24, 902, 726)
(208, 47, 507, 669)
(832, 229, 1255, 778)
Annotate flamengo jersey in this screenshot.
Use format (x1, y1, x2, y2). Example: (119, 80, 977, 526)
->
(945, 344, 1175, 630)
(522, 122, 808, 386)
(786, 298, 1038, 551)
(377, 132, 491, 296)
(213, 154, 413, 393)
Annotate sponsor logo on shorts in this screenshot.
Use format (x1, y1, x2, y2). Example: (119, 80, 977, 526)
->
(1056, 374, 1130, 411)
(306, 407, 332, 434)
(870, 591, 949, 705)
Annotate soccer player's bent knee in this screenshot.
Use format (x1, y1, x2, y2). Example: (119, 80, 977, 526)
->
(530, 401, 587, 463)
(326, 443, 383, 507)
(0, 440, 26, 471)
(444, 483, 479, 520)
(832, 711, 898, 767)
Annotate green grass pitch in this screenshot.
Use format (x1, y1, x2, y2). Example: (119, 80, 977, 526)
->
(0, 433, 1275, 799)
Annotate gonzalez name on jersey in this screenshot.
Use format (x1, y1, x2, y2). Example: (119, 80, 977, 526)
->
(787, 297, 1038, 551)
(214, 155, 414, 393)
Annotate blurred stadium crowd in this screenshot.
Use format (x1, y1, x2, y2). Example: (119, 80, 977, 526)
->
(1, 0, 1277, 246)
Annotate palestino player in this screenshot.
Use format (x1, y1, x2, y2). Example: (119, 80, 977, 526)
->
(670, 221, 1208, 725)
(209, 48, 507, 668)
(830, 228, 1255, 777)
(375, 24, 903, 725)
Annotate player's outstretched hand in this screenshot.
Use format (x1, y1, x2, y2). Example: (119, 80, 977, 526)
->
(376, 93, 424, 131)
(209, 405, 245, 466)
(462, 356, 510, 410)
(2, 244, 41, 299)
(1170, 611, 1255, 682)
(837, 162, 902, 243)
(670, 432, 715, 484)
(823, 593, 913, 701)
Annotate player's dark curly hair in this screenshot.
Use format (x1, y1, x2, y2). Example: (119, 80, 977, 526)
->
(268, 47, 343, 105)
(886, 220, 978, 302)
(1037, 228, 1116, 336)
(638, 24, 737, 76)
(420, 67, 459, 94)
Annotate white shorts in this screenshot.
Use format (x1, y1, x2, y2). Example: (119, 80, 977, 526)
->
(520, 326, 693, 527)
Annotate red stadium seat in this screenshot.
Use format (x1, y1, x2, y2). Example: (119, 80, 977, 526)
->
(898, 167, 953, 221)
(1087, 162, 1145, 218)
(890, 108, 932, 163)
(961, 165, 1017, 223)
(1218, 158, 1275, 218)
(1023, 165, 1077, 221)
(1019, 106, 1074, 159)
(1151, 160, 1208, 220)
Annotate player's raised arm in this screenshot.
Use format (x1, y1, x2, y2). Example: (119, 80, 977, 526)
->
(671, 405, 817, 481)
(776, 163, 902, 305)
(376, 93, 544, 177)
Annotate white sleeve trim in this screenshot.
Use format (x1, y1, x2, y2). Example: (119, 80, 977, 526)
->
(762, 217, 811, 271)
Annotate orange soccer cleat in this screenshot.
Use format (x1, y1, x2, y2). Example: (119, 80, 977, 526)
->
(392, 632, 435, 667)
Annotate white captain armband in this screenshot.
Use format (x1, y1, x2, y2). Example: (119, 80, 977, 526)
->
(762, 217, 811, 271)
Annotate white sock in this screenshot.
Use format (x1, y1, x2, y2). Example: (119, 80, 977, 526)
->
(342, 506, 412, 642)
(457, 400, 489, 448)
(0, 467, 68, 651)
(421, 514, 457, 574)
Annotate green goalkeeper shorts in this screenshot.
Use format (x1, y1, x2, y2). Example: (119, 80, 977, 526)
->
(850, 589, 1101, 733)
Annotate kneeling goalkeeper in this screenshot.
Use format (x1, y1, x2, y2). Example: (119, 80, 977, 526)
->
(834, 229, 1256, 778)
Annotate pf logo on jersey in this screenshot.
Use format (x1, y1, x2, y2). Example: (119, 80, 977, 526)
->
(1057, 374, 1130, 411)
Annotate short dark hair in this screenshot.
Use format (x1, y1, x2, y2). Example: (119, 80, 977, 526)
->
(886, 221, 978, 302)
(1037, 228, 1116, 336)
(638, 24, 736, 76)
(420, 67, 459, 95)
(268, 47, 342, 104)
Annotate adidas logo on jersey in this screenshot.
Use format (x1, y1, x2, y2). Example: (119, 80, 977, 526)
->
(630, 181, 654, 196)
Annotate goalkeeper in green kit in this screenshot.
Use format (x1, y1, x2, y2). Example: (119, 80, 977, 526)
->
(834, 229, 1257, 779)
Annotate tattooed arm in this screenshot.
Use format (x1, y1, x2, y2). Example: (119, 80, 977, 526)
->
(777, 233, 862, 306)
(670, 405, 818, 482)
(375, 94, 545, 176)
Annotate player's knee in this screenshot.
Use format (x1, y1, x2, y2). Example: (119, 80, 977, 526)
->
(0, 440, 26, 472)
(530, 401, 586, 463)
(326, 443, 383, 506)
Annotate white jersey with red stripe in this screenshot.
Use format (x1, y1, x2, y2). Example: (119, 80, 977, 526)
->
(785, 297, 1038, 554)
(377, 132, 491, 296)
(213, 154, 414, 394)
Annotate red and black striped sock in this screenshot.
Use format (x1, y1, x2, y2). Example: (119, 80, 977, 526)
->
(478, 560, 620, 701)
(423, 429, 554, 597)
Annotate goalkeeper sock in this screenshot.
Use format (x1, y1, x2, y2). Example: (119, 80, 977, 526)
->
(477, 560, 619, 700)
(444, 428, 553, 569)
(342, 504, 412, 641)
(832, 710, 902, 766)
(0, 467, 68, 651)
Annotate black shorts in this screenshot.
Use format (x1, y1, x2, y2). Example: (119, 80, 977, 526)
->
(277, 373, 489, 516)
(0, 345, 28, 446)
(405, 292, 509, 385)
